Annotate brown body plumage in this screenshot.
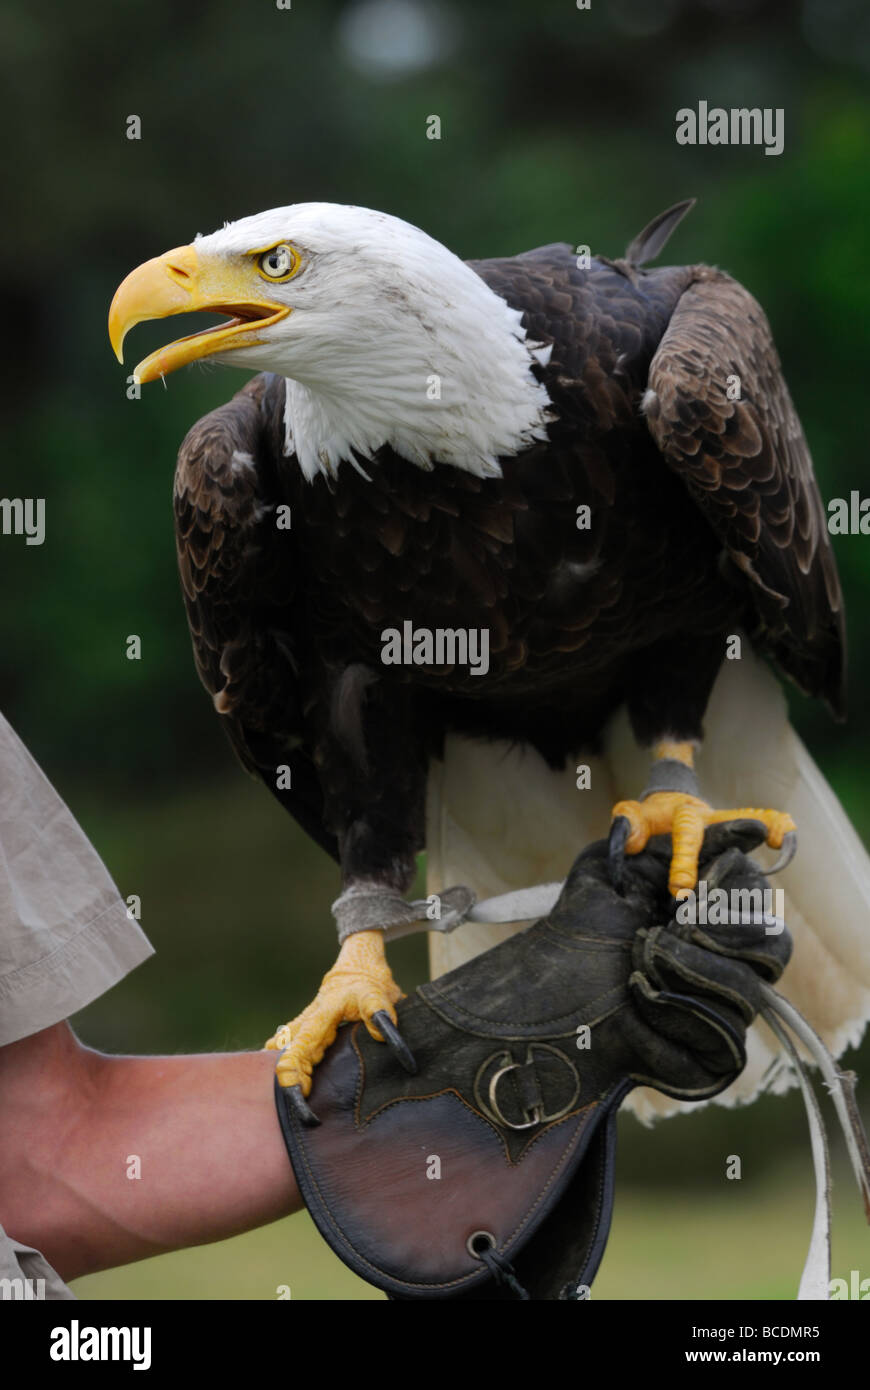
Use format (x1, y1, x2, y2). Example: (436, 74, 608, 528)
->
(173, 223, 843, 892)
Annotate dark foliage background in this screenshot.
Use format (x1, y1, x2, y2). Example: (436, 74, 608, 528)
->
(1, 0, 868, 1296)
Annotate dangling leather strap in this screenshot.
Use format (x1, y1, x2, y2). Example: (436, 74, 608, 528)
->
(759, 985, 870, 1301)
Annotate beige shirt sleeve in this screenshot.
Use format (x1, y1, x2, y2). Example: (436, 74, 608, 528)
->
(0, 1223, 76, 1300)
(0, 712, 154, 1047)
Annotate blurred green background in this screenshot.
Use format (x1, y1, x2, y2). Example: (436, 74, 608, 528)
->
(1, 0, 869, 1299)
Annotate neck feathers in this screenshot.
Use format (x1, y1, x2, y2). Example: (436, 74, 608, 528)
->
(283, 262, 554, 481)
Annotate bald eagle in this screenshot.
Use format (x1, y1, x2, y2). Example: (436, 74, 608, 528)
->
(109, 200, 870, 1119)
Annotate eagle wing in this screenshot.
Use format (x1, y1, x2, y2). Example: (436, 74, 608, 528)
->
(173, 373, 339, 860)
(642, 267, 845, 715)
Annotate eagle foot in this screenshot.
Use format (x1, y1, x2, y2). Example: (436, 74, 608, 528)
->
(609, 791, 797, 900)
(265, 928, 411, 1095)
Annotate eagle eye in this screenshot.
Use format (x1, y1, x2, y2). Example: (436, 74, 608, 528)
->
(257, 244, 298, 280)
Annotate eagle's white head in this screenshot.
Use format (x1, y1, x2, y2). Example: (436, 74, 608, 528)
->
(109, 203, 552, 481)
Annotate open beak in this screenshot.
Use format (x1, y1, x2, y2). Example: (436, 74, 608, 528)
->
(108, 244, 290, 383)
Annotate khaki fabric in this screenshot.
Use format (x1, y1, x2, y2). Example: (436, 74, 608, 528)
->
(0, 710, 155, 1299)
(0, 712, 153, 1047)
(0, 1224, 75, 1300)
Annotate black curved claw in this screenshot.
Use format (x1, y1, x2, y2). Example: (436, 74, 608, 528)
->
(372, 1009, 417, 1074)
(767, 830, 798, 876)
(608, 815, 631, 894)
(284, 1083, 320, 1127)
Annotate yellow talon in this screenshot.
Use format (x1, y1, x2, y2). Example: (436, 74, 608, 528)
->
(265, 928, 402, 1094)
(611, 740, 797, 898)
(612, 789, 796, 899)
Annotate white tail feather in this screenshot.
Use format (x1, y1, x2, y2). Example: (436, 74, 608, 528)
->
(426, 645, 870, 1123)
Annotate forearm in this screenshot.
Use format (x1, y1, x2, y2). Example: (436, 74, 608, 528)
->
(0, 1023, 301, 1281)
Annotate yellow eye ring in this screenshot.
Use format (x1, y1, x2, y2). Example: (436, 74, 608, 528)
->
(255, 243, 300, 281)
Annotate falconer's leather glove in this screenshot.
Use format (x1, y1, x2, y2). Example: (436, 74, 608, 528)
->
(275, 821, 791, 1300)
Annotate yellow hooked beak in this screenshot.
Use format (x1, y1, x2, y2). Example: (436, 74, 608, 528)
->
(108, 244, 290, 383)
